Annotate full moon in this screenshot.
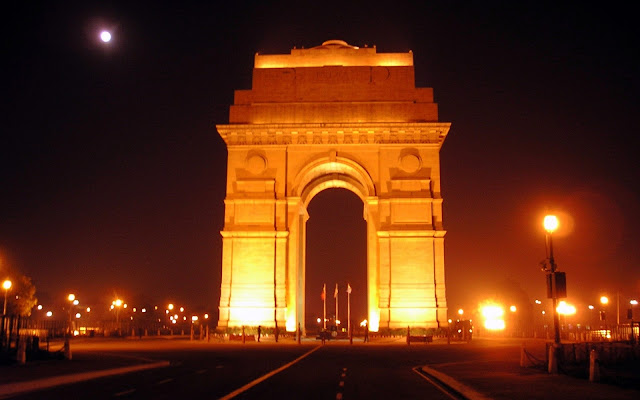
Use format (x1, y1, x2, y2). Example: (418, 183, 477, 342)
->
(100, 31, 112, 43)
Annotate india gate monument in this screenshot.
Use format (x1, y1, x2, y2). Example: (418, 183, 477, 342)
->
(216, 40, 450, 333)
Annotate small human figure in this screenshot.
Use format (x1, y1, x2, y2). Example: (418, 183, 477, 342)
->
(257, 325, 262, 342)
(364, 325, 369, 343)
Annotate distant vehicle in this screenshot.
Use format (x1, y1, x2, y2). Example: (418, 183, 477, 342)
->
(452, 319, 473, 341)
(316, 325, 338, 340)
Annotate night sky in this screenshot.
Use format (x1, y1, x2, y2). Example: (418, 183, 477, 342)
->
(2, 1, 638, 323)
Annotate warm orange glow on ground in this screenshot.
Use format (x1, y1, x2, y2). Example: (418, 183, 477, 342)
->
(285, 316, 296, 332)
(369, 312, 380, 332)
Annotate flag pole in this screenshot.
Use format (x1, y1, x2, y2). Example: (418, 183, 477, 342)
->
(323, 283, 326, 330)
(347, 283, 352, 334)
(335, 283, 339, 326)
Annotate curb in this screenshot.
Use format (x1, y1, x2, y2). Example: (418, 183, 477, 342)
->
(420, 365, 493, 400)
(0, 361, 171, 398)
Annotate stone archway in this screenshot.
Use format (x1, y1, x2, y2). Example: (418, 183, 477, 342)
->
(216, 40, 450, 332)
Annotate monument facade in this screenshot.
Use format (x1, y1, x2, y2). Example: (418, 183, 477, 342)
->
(216, 40, 450, 332)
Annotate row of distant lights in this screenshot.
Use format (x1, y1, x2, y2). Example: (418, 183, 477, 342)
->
(36, 297, 209, 321)
(534, 297, 639, 315)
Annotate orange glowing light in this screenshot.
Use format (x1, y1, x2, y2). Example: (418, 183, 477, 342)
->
(600, 296, 609, 305)
(543, 215, 559, 233)
(481, 304, 504, 319)
(556, 301, 576, 315)
(484, 319, 505, 330)
(480, 302, 505, 330)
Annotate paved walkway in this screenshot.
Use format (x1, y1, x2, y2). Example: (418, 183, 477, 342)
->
(0, 337, 638, 399)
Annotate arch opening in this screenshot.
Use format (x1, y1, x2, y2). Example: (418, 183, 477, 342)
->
(304, 187, 368, 334)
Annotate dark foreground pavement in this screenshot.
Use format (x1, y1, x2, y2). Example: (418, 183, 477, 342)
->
(0, 336, 638, 399)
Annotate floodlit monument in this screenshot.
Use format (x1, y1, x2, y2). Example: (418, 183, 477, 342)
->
(216, 40, 450, 332)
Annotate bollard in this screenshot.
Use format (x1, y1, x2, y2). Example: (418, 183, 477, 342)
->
(190, 325, 194, 341)
(64, 336, 72, 360)
(520, 343, 532, 367)
(548, 343, 558, 374)
(297, 323, 301, 345)
(17, 337, 27, 365)
(589, 349, 600, 382)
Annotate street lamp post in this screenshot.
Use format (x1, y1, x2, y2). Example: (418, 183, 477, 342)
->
(600, 296, 609, 338)
(2, 280, 11, 316)
(113, 299, 123, 336)
(630, 300, 638, 344)
(67, 294, 80, 336)
(2, 280, 12, 350)
(542, 215, 562, 345)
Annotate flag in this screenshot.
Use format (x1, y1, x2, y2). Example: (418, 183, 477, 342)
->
(334, 283, 338, 298)
(346, 283, 352, 294)
(321, 284, 326, 301)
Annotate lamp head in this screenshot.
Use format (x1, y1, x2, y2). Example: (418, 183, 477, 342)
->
(543, 215, 559, 233)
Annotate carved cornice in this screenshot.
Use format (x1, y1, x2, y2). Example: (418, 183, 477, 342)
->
(216, 123, 450, 147)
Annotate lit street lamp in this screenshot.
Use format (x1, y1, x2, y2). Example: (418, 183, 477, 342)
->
(541, 215, 563, 345)
(2, 280, 12, 349)
(67, 294, 77, 335)
(629, 299, 637, 343)
(2, 280, 11, 316)
(113, 299, 123, 335)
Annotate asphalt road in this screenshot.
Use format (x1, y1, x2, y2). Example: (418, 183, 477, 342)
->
(8, 341, 469, 399)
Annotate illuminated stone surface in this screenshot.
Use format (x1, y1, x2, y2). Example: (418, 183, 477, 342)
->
(217, 40, 450, 332)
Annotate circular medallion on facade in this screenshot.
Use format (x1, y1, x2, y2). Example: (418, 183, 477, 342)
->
(400, 154, 421, 173)
(246, 154, 267, 174)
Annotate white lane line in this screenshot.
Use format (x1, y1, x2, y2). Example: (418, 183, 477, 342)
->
(420, 366, 492, 400)
(90, 352, 158, 363)
(113, 388, 136, 397)
(0, 361, 170, 398)
(340, 373, 346, 378)
(339, 381, 344, 387)
(219, 346, 322, 400)
(336, 393, 343, 400)
(412, 367, 459, 400)
(156, 378, 174, 385)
